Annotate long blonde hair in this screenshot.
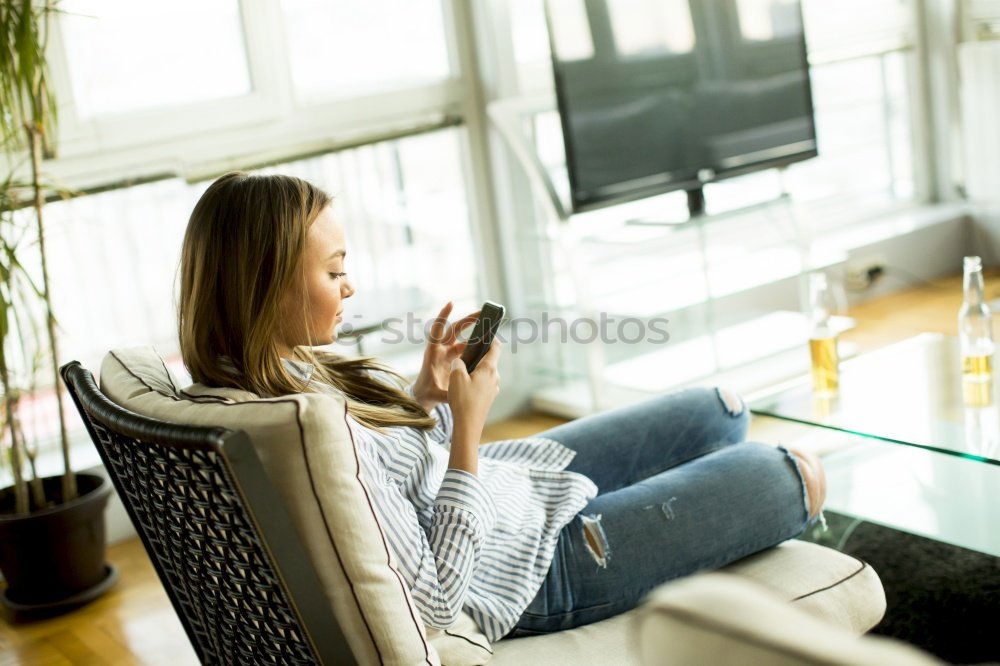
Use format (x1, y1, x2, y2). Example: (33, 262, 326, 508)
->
(177, 171, 437, 434)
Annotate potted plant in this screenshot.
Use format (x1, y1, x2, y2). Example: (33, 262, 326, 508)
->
(0, 0, 115, 621)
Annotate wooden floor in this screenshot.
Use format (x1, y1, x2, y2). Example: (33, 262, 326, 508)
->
(0, 268, 985, 665)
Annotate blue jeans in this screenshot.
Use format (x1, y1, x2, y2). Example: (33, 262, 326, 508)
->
(502, 386, 820, 638)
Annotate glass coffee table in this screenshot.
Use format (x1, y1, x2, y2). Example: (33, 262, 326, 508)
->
(748, 333, 1000, 558)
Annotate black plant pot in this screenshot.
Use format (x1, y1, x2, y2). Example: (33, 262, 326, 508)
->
(0, 472, 118, 621)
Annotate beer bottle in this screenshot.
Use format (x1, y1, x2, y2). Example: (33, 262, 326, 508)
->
(809, 272, 839, 395)
(959, 256, 994, 383)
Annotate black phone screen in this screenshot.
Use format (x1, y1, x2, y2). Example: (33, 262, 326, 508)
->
(460, 301, 505, 373)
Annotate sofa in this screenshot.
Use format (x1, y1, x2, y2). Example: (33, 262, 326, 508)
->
(97, 346, 889, 665)
(633, 570, 963, 665)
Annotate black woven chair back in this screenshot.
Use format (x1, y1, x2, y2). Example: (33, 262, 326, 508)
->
(60, 361, 355, 665)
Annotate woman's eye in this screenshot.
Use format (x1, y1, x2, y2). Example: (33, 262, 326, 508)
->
(329, 272, 347, 280)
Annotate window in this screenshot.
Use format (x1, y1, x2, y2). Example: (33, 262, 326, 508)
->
(36, 0, 465, 190)
(963, 0, 1000, 40)
(546, 0, 595, 61)
(13, 128, 478, 458)
(785, 51, 914, 212)
(608, 0, 696, 56)
(6, 1, 490, 463)
(280, 0, 452, 100)
(789, 0, 916, 218)
(59, 0, 252, 119)
(252, 128, 479, 347)
(735, 0, 802, 42)
(802, 0, 910, 58)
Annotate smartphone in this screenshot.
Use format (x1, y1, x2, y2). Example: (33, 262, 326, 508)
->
(460, 301, 506, 374)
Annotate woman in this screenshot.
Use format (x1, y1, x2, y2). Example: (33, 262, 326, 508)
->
(177, 171, 827, 643)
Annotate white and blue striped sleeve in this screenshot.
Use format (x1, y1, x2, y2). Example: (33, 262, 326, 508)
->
(404, 381, 454, 447)
(365, 457, 497, 628)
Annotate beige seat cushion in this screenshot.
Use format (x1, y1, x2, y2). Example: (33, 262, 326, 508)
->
(491, 539, 886, 665)
(719, 538, 886, 634)
(635, 572, 941, 666)
(99, 346, 886, 666)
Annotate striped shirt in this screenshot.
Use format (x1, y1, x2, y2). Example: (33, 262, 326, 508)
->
(280, 357, 599, 642)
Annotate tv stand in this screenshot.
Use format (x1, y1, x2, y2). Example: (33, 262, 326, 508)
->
(686, 186, 706, 218)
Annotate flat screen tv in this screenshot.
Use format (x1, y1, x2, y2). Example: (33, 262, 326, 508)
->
(544, 0, 817, 215)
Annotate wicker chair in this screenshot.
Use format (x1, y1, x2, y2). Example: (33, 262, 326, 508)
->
(60, 361, 357, 665)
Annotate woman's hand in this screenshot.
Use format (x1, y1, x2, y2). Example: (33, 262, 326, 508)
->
(447, 337, 502, 452)
(411, 301, 481, 412)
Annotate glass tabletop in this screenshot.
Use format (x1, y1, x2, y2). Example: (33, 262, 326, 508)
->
(749, 333, 1000, 466)
(813, 437, 1000, 558)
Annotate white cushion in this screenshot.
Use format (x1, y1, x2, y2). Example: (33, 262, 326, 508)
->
(717, 538, 886, 634)
(491, 540, 886, 665)
(98, 346, 886, 666)
(635, 572, 941, 665)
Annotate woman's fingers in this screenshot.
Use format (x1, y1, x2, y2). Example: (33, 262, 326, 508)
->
(486, 340, 502, 391)
(429, 301, 454, 343)
(450, 356, 468, 378)
(476, 338, 502, 372)
(445, 310, 481, 345)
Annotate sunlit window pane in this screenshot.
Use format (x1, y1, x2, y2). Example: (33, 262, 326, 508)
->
(608, 0, 695, 56)
(280, 0, 451, 98)
(253, 129, 478, 338)
(801, 0, 910, 57)
(16, 128, 478, 457)
(512, 0, 553, 64)
(785, 50, 912, 206)
(59, 0, 251, 119)
(546, 0, 595, 61)
(251, 131, 482, 370)
(735, 0, 802, 42)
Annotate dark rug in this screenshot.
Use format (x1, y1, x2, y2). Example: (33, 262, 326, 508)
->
(796, 510, 1000, 665)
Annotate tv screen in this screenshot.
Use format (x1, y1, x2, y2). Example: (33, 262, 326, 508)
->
(545, 0, 818, 213)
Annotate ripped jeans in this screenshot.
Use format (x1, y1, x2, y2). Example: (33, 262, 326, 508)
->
(503, 386, 825, 638)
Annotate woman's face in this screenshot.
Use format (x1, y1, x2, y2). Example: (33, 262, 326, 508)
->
(277, 206, 355, 354)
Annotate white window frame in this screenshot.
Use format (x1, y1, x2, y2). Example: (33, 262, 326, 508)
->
(46, 0, 285, 159)
(45, 0, 512, 391)
(17, 0, 473, 195)
(19, 0, 509, 332)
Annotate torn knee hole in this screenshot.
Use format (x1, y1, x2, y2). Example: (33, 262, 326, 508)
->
(715, 386, 746, 417)
(580, 514, 609, 568)
(661, 497, 678, 520)
(787, 448, 824, 521)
